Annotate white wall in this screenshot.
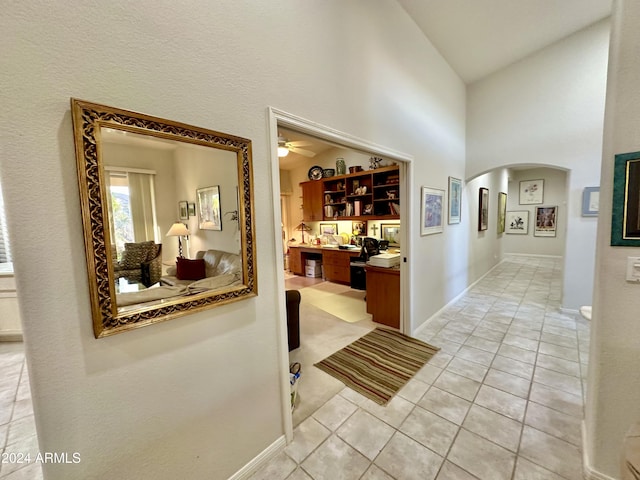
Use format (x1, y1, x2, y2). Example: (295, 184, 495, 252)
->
(585, 0, 640, 477)
(504, 168, 568, 257)
(466, 19, 609, 310)
(0, 2, 466, 479)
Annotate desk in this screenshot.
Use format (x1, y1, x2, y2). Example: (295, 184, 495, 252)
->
(365, 265, 400, 329)
(288, 245, 361, 284)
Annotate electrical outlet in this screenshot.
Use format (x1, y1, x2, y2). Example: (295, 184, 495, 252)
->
(626, 257, 640, 282)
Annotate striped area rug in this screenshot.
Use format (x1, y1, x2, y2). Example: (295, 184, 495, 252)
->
(315, 328, 440, 405)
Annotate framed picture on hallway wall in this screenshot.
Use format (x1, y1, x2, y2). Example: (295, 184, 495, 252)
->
(478, 187, 489, 231)
(519, 179, 544, 205)
(505, 211, 529, 234)
(448, 176, 462, 224)
(420, 187, 444, 236)
(497, 192, 507, 234)
(534, 206, 557, 237)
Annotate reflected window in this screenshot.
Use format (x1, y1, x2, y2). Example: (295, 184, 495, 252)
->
(0, 182, 11, 264)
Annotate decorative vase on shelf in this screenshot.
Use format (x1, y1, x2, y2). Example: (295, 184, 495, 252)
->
(336, 157, 346, 175)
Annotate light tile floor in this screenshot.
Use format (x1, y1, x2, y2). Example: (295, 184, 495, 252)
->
(0, 342, 42, 479)
(253, 255, 589, 480)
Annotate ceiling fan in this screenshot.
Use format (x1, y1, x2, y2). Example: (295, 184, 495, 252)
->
(277, 136, 316, 158)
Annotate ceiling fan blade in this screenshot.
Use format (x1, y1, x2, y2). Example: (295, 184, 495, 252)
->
(289, 146, 316, 158)
(286, 140, 313, 147)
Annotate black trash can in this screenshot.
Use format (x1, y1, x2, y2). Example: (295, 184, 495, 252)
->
(350, 261, 366, 290)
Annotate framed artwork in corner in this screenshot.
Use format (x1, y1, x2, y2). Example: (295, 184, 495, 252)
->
(497, 192, 507, 234)
(505, 211, 529, 234)
(448, 176, 462, 224)
(178, 200, 188, 220)
(478, 187, 489, 231)
(612, 151, 640, 245)
(582, 187, 599, 217)
(188, 202, 196, 217)
(534, 206, 558, 237)
(519, 179, 544, 205)
(196, 185, 222, 231)
(319, 223, 338, 235)
(381, 223, 400, 246)
(421, 187, 444, 236)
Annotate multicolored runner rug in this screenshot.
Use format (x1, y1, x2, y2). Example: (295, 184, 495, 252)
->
(315, 328, 440, 405)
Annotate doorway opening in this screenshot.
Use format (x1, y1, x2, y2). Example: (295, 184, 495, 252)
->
(268, 108, 413, 437)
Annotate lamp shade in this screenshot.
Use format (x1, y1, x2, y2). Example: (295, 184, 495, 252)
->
(166, 222, 189, 237)
(277, 146, 289, 157)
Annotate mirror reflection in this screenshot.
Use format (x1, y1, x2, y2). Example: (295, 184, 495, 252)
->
(71, 99, 257, 337)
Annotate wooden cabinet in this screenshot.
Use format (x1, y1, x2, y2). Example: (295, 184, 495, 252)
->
(323, 249, 360, 284)
(366, 266, 400, 328)
(289, 247, 303, 275)
(301, 180, 324, 221)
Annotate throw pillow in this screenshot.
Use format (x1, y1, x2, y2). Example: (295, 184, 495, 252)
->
(176, 257, 206, 281)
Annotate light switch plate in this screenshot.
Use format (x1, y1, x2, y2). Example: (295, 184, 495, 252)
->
(626, 257, 640, 282)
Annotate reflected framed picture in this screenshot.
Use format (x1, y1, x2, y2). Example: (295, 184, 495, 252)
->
(505, 211, 529, 234)
(448, 176, 462, 224)
(196, 185, 222, 231)
(534, 206, 557, 237)
(519, 179, 544, 205)
(188, 202, 196, 217)
(381, 223, 400, 246)
(421, 187, 444, 236)
(612, 152, 640, 245)
(497, 192, 507, 234)
(478, 187, 489, 231)
(319, 223, 338, 235)
(178, 200, 188, 220)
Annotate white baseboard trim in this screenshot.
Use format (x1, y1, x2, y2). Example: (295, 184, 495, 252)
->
(228, 435, 286, 480)
(0, 330, 22, 342)
(581, 421, 619, 480)
(413, 258, 506, 337)
(504, 253, 563, 258)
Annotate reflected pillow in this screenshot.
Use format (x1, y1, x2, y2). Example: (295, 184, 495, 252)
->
(176, 258, 206, 280)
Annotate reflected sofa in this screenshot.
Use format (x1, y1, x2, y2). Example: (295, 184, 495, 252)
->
(113, 241, 162, 287)
(161, 249, 242, 289)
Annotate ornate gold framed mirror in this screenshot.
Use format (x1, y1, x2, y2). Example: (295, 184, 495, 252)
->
(71, 99, 257, 337)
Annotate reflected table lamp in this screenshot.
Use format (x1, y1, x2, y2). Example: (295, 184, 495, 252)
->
(295, 221, 311, 244)
(166, 222, 189, 257)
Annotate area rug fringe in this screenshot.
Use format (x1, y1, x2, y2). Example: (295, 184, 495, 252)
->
(314, 328, 440, 405)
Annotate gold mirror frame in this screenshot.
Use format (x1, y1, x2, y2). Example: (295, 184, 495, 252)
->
(71, 99, 257, 337)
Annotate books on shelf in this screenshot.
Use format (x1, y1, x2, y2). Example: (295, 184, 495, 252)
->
(388, 202, 400, 215)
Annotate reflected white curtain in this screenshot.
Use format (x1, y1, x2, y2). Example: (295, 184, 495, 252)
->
(0, 182, 12, 263)
(128, 172, 158, 243)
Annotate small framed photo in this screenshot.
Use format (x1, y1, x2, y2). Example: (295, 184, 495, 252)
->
(582, 187, 599, 217)
(421, 187, 444, 235)
(188, 202, 196, 217)
(319, 223, 338, 235)
(178, 200, 189, 220)
(381, 223, 400, 246)
(448, 177, 462, 224)
(519, 179, 544, 205)
(497, 192, 507, 234)
(534, 206, 558, 237)
(478, 187, 489, 231)
(505, 211, 529, 234)
(352, 221, 366, 235)
(196, 185, 222, 231)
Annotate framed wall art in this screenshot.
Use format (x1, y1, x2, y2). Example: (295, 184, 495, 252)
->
(505, 211, 529, 234)
(497, 192, 507, 234)
(582, 187, 599, 217)
(612, 151, 640, 245)
(478, 187, 489, 231)
(381, 223, 400, 246)
(534, 206, 557, 237)
(197, 185, 222, 231)
(448, 176, 462, 224)
(319, 223, 338, 235)
(421, 187, 444, 236)
(188, 202, 196, 217)
(519, 179, 544, 205)
(178, 200, 189, 220)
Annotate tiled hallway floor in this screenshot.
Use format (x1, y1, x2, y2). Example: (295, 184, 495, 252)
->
(252, 255, 590, 480)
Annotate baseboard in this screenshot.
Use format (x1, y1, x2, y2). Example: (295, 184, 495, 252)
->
(228, 435, 286, 480)
(582, 421, 619, 480)
(413, 258, 506, 337)
(559, 307, 580, 315)
(0, 330, 22, 342)
(504, 253, 563, 258)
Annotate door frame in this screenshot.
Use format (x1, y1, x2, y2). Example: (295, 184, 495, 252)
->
(267, 107, 413, 441)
